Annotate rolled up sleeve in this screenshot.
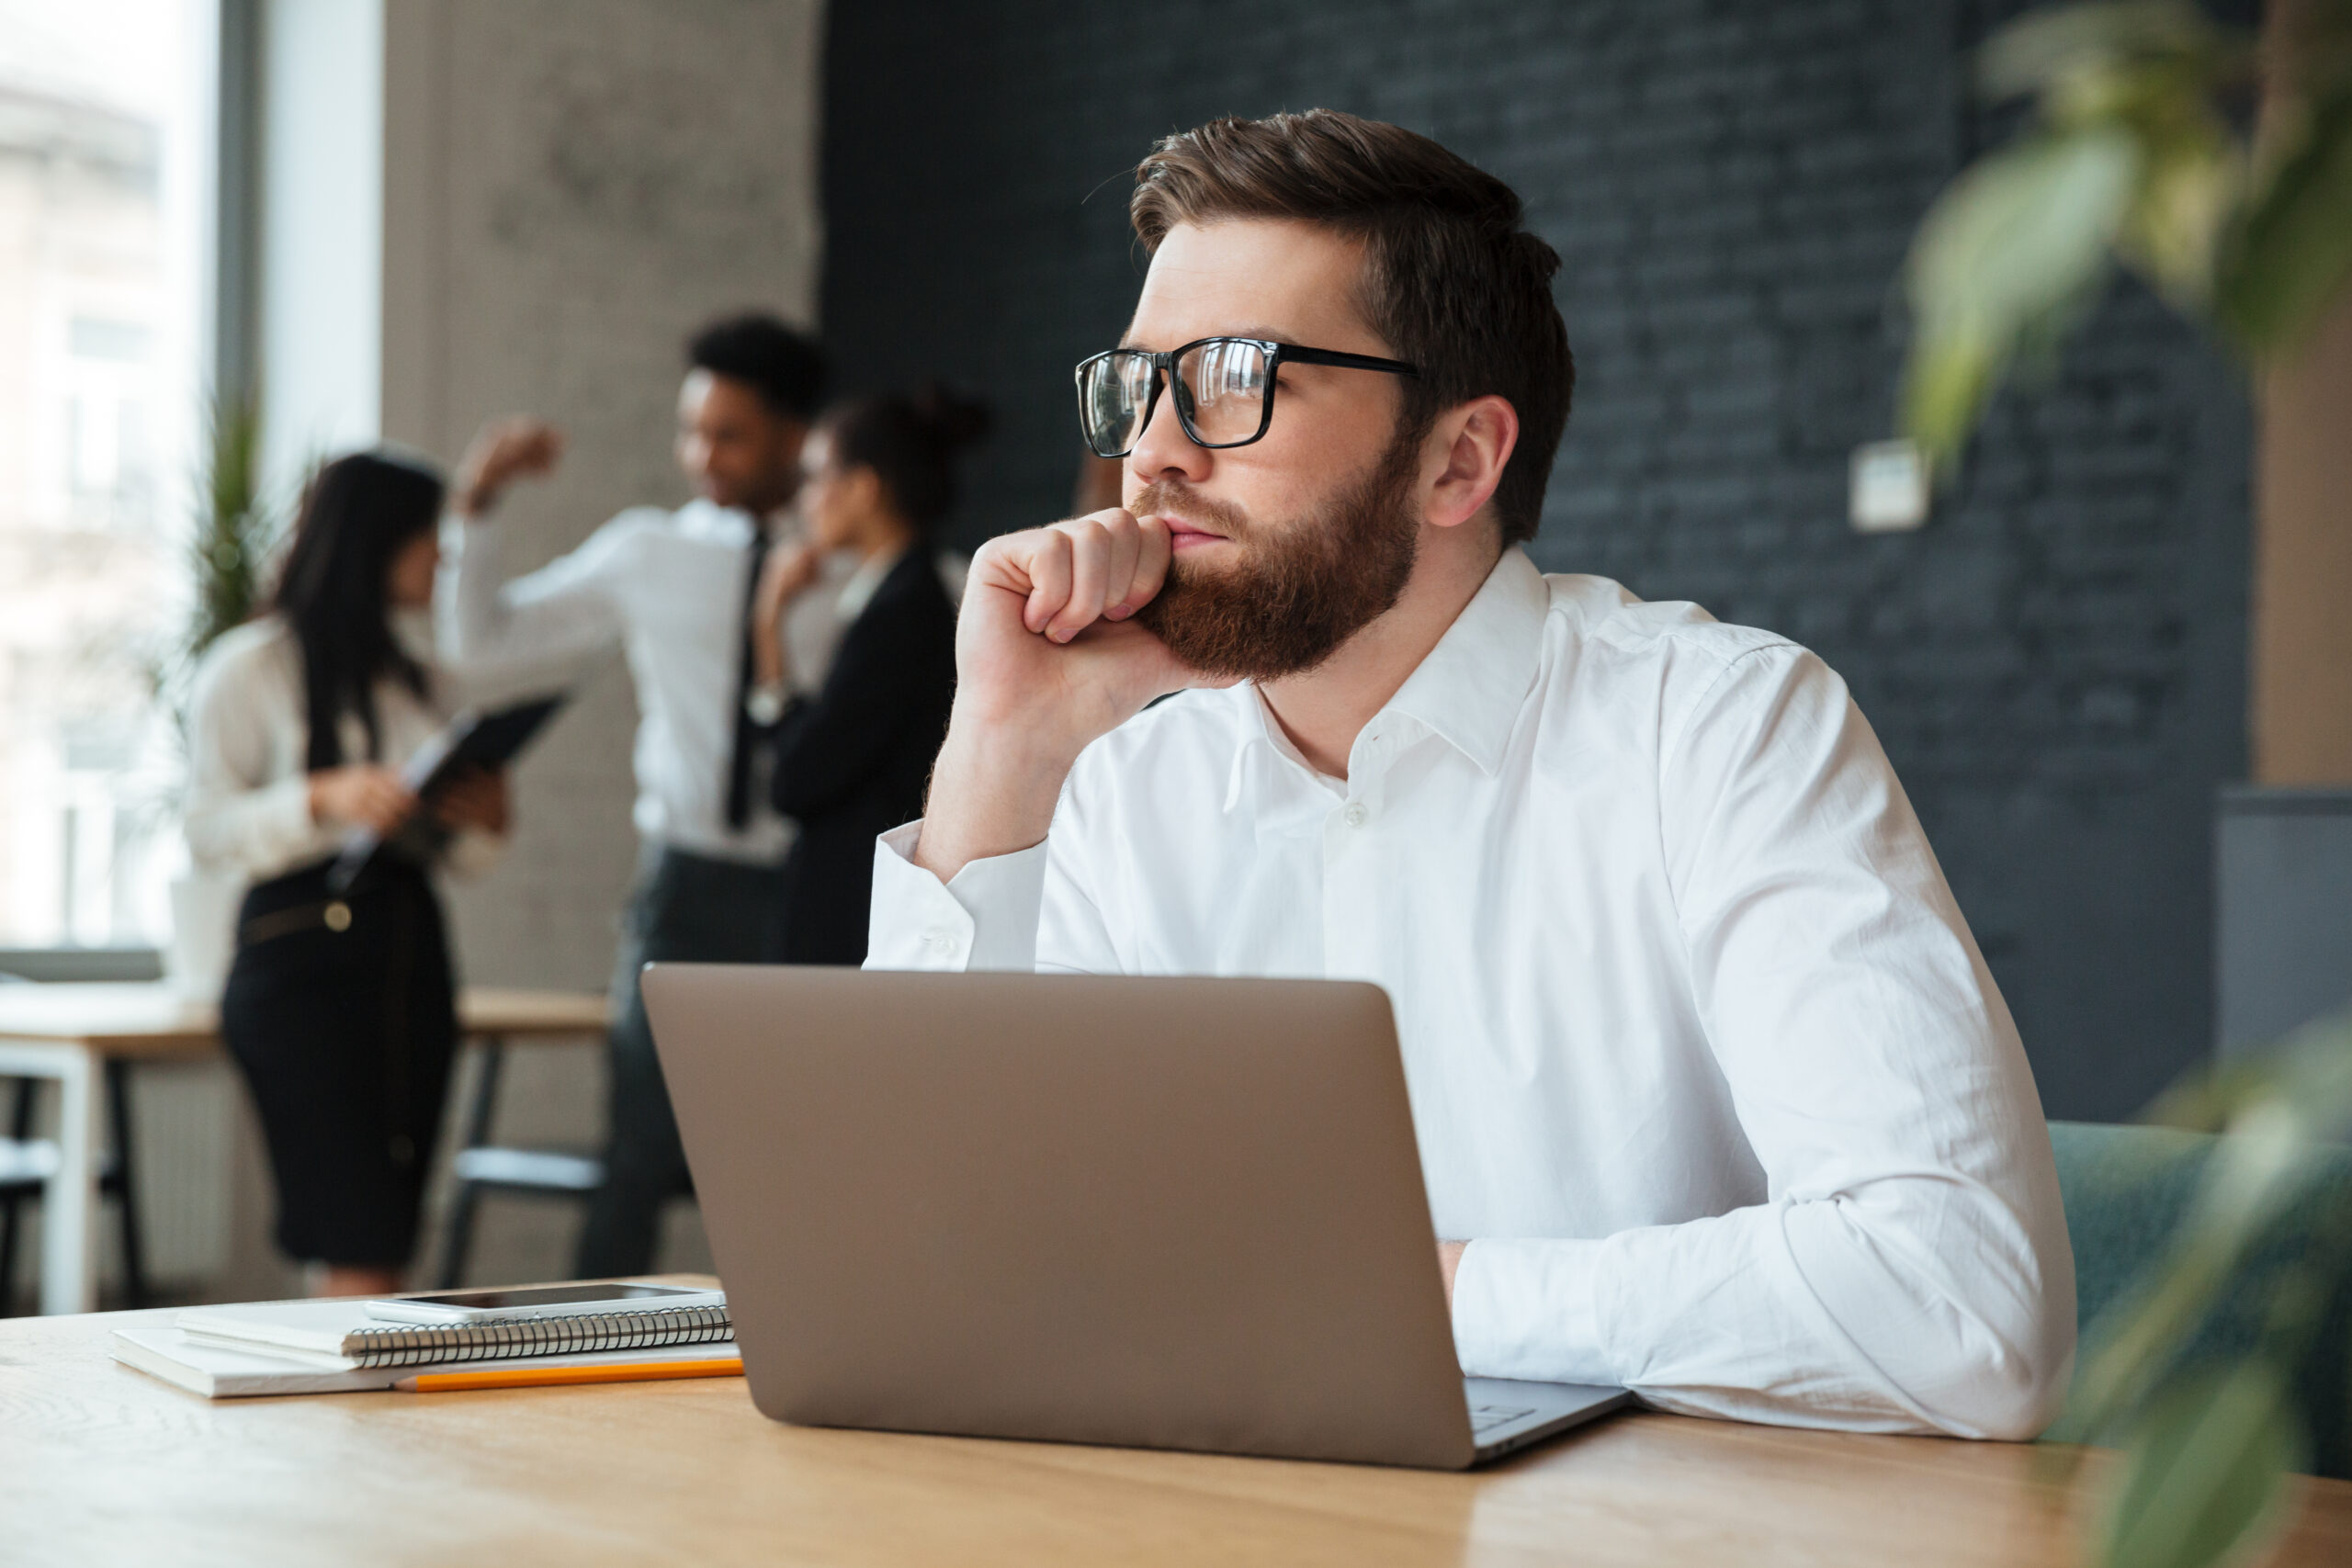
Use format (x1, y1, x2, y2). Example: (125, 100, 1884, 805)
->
(1447, 646, 2074, 1439)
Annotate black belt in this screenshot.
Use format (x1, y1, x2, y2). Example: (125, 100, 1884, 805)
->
(238, 897, 356, 949)
(235, 855, 428, 950)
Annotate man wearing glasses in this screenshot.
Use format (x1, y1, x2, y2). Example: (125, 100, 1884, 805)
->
(869, 109, 2073, 1438)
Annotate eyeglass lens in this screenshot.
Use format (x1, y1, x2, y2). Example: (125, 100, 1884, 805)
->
(1083, 354, 1154, 457)
(1083, 340, 1274, 455)
(1176, 339, 1272, 444)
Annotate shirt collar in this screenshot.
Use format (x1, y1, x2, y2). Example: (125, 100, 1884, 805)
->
(674, 498, 754, 541)
(1219, 547, 1551, 810)
(1222, 686, 1336, 813)
(837, 544, 910, 622)
(1383, 546, 1550, 776)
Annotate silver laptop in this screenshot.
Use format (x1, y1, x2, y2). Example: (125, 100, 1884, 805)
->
(642, 964, 1630, 1469)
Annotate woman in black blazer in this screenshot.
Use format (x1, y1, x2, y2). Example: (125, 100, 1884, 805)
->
(748, 388, 985, 964)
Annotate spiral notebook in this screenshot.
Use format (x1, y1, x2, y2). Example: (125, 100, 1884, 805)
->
(175, 1297, 733, 1371)
(115, 1327, 740, 1397)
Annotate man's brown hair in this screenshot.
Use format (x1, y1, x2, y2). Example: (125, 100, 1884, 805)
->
(1130, 109, 1572, 547)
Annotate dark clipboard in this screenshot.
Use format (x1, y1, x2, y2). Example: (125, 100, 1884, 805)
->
(324, 694, 568, 894)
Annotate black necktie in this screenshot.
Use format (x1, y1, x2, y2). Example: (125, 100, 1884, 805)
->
(722, 525, 774, 831)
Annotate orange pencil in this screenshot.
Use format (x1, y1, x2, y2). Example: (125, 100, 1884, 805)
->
(395, 1358, 744, 1393)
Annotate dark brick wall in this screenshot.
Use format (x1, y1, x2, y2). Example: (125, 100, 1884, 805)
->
(822, 0, 2252, 1121)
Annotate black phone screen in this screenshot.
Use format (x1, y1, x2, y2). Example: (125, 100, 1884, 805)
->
(399, 1283, 697, 1311)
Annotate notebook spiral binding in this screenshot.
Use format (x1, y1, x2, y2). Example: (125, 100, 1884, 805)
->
(345, 1305, 734, 1369)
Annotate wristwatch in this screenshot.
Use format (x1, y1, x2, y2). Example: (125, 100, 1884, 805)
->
(744, 682, 788, 726)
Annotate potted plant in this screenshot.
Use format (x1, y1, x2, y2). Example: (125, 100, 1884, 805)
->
(1894, 4, 2352, 1563)
(162, 392, 277, 995)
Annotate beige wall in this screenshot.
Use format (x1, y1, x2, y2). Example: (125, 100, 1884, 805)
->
(379, 0, 824, 1281)
(2253, 292, 2352, 785)
(2250, 2, 2352, 786)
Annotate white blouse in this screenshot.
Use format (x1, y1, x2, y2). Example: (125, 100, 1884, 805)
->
(185, 615, 504, 885)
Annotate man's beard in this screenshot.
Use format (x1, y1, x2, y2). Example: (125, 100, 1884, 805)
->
(1132, 429, 1422, 682)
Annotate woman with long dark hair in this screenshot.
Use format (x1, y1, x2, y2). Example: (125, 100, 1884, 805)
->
(187, 451, 512, 1297)
(747, 388, 984, 964)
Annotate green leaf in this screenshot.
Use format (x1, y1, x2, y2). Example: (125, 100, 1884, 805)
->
(1909, 130, 2141, 315)
(1978, 2, 2227, 105)
(187, 388, 274, 661)
(2093, 1359, 2303, 1568)
(2147, 1014, 2352, 1143)
(1900, 129, 2139, 463)
(1901, 330, 1997, 468)
(2218, 85, 2352, 354)
(2119, 134, 2236, 307)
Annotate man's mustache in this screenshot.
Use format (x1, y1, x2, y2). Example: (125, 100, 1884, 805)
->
(1129, 480, 1250, 541)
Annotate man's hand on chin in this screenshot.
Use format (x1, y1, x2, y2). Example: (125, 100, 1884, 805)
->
(915, 508, 1224, 882)
(1438, 1240, 1466, 1307)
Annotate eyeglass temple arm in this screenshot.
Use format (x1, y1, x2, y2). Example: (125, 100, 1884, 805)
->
(1276, 345, 1419, 377)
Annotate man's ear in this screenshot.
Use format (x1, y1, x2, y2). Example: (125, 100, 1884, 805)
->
(1421, 395, 1519, 531)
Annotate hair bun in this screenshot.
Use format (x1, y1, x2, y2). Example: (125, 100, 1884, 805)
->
(910, 382, 993, 449)
(823, 383, 992, 532)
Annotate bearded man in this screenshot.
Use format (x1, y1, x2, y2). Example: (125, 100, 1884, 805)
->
(866, 109, 2075, 1438)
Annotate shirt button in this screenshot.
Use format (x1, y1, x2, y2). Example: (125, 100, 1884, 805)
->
(1342, 803, 1370, 828)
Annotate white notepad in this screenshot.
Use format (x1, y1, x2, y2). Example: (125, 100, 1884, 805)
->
(174, 1295, 732, 1370)
(113, 1327, 740, 1398)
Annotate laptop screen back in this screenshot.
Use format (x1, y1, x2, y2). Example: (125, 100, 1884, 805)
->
(643, 964, 1478, 1469)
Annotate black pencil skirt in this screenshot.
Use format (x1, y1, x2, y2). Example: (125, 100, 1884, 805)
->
(220, 857, 457, 1266)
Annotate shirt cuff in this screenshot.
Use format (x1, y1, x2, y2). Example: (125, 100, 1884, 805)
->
(1450, 1236, 1616, 1386)
(256, 774, 321, 860)
(865, 820, 1049, 972)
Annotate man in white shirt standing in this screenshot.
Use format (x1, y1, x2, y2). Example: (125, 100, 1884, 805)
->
(440, 314, 843, 1278)
(868, 110, 2075, 1437)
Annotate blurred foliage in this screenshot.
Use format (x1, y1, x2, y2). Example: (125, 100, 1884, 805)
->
(187, 390, 274, 662)
(1900, 0, 2352, 467)
(1900, 14, 2352, 1562)
(155, 390, 279, 732)
(2043, 1010, 2352, 1568)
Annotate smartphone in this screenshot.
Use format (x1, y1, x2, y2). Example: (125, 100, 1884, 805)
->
(363, 1282, 724, 1325)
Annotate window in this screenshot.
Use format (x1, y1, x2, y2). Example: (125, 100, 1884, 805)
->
(0, 0, 209, 948)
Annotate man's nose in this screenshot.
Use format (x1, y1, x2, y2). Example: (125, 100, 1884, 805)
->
(1128, 372, 1211, 486)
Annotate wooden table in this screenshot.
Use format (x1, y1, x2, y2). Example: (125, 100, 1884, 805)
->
(0, 985, 609, 1314)
(3, 1291, 2349, 1565)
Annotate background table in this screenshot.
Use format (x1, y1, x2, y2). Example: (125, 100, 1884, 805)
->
(3, 1289, 2350, 1565)
(0, 985, 608, 1314)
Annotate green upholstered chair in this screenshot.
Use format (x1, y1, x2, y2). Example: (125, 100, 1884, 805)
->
(2048, 1120, 2352, 1480)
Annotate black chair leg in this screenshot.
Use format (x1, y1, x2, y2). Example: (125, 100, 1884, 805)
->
(105, 1061, 148, 1310)
(1, 1077, 36, 1315)
(434, 1039, 508, 1290)
(0, 1190, 19, 1316)
(435, 1180, 483, 1292)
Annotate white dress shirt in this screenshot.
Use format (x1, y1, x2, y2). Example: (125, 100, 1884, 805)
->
(866, 547, 2075, 1438)
(437, 499, 855, 863)
(185, 615, 503, 884)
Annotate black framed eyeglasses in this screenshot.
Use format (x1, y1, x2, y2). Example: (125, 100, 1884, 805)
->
(1074, 337, 1419, 458)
